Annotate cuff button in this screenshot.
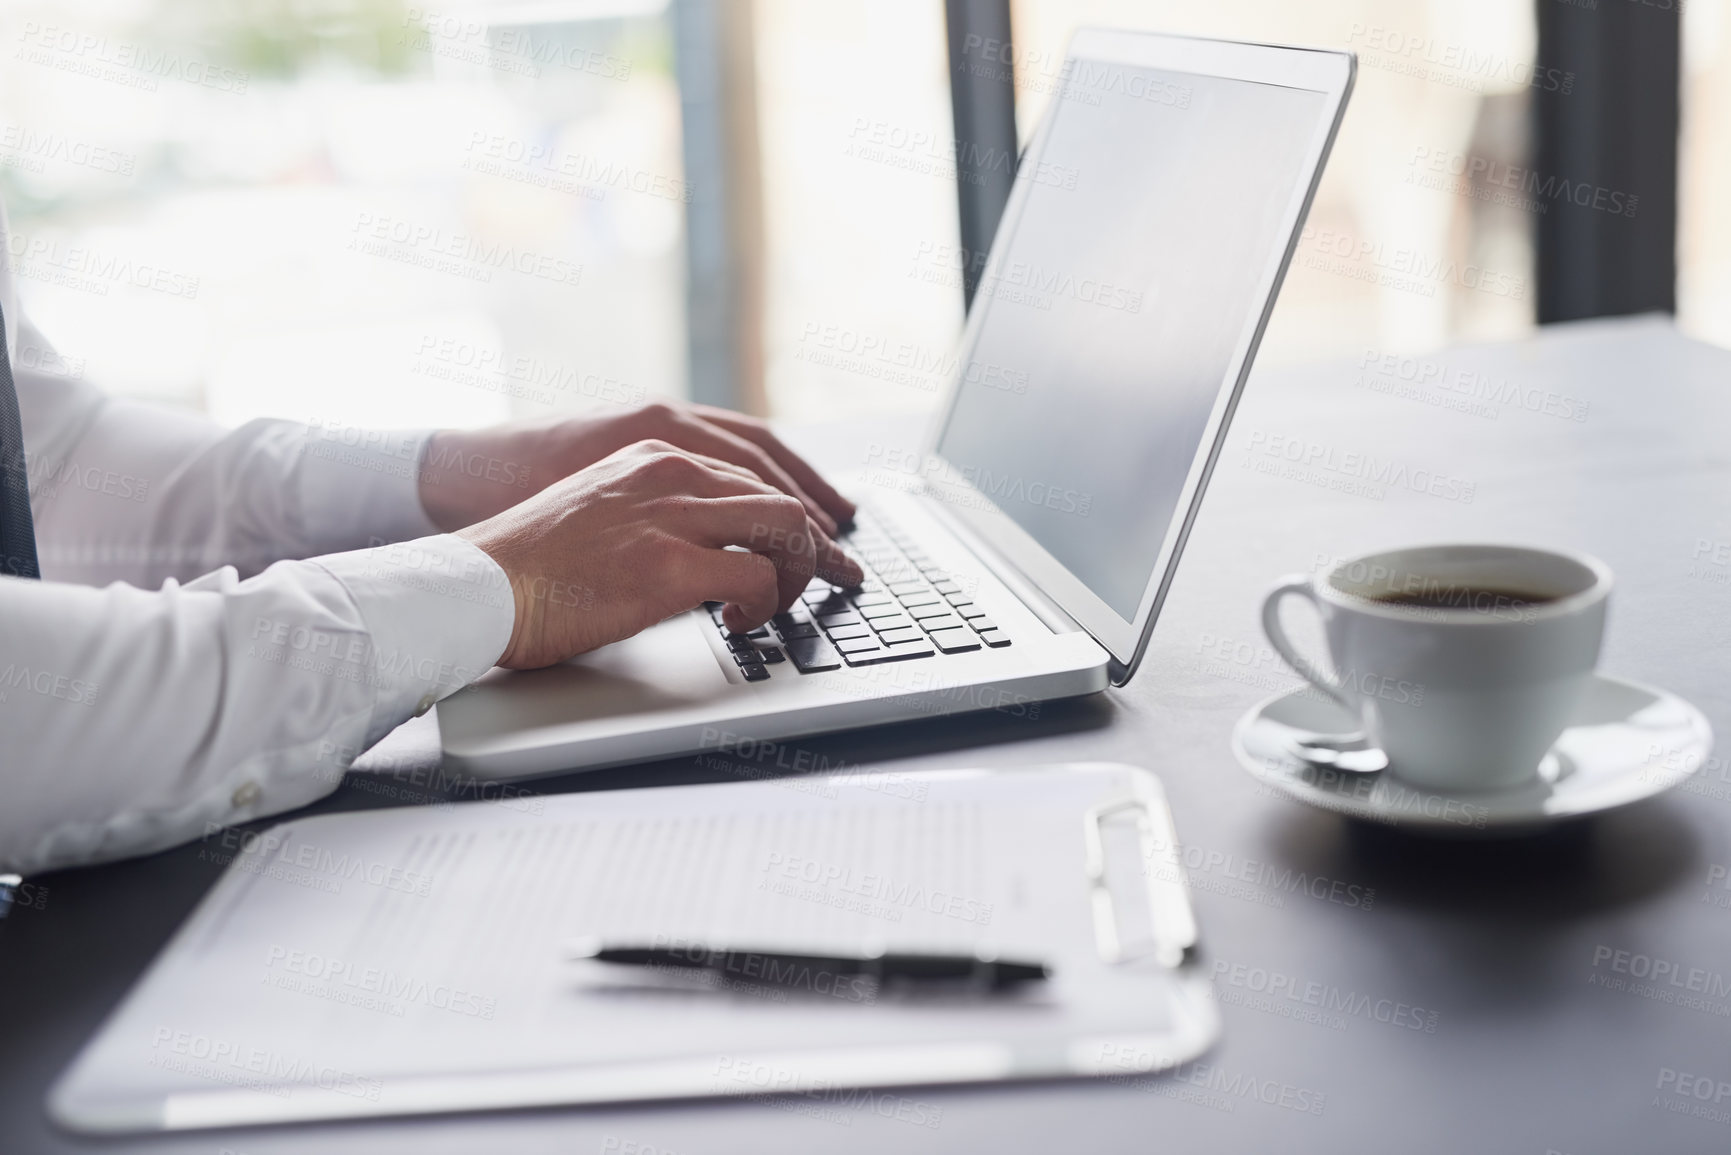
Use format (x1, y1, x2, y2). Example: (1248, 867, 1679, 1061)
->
(415, 692, 438, 717)
(231, 781, 262, 809)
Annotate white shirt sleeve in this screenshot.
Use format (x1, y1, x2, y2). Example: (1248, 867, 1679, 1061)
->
(15, 312, 444, 588)
(0, 535, 514, 876)
(1, 216, 518, 876)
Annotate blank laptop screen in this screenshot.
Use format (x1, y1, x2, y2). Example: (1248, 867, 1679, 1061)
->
(935, 61, 1328, 619)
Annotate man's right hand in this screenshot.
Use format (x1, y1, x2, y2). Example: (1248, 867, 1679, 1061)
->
(457, 440, 863, 670)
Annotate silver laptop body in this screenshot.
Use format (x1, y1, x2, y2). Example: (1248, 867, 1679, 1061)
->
(437, 29, 1355, 779)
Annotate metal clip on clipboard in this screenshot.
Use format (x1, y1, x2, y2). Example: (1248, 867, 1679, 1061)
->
(1084, 795, 1200, 969)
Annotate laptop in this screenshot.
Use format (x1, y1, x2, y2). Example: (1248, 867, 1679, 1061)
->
(437, 29, 1356, 779)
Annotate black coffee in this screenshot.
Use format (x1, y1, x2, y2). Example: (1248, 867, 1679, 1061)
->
(1368, 585, 1558, 612)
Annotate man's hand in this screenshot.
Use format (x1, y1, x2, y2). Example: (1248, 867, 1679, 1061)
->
(457, 440, 863, 670)
(420, 401, 856, 535)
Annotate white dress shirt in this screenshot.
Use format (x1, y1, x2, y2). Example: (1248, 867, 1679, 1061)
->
(0, 204, 516, 876)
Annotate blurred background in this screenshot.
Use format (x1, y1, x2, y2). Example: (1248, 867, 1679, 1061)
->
(1, 0, 1722, 431)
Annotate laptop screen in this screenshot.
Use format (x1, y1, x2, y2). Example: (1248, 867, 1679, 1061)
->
(934, 56, 1332, 622)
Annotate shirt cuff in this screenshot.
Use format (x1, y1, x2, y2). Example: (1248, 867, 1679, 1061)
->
(297, 423, 439, 550)
(310, 535, 515, 746)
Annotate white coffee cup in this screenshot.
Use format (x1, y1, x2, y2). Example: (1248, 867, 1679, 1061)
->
(1260, 544, 1613, 792)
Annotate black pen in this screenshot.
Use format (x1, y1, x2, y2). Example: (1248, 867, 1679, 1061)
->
(568, 940, 1049, 990)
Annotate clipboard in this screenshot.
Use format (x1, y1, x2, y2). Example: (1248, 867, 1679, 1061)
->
(50, 762, 1216, 1133)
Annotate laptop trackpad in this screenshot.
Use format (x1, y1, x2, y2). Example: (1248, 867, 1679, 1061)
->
(443, 612, 730, 732)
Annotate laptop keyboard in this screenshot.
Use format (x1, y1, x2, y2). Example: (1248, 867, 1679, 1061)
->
(704, 511, 1012, 681)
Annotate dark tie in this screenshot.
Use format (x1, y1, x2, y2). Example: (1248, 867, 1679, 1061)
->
(0, 301, 40, 578)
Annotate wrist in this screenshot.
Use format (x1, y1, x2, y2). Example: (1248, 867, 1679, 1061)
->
(419, 431, 470, 532)
(419, 429, 533, 531)
(456, 519, 535, 669)
(422, 424, 592, 532)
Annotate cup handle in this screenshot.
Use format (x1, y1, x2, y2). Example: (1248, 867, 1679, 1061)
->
(1261, 575, 1358, 715)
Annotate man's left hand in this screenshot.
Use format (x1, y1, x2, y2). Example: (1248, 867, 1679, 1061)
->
(417, 400, 857, 534)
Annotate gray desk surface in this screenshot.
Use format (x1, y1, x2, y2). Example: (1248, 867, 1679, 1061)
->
(6, 315, 1731, 1154)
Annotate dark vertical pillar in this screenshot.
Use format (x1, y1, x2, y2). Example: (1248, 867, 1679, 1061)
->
(944, 0, 1019, 309)
(1534, 0, 1679, 322)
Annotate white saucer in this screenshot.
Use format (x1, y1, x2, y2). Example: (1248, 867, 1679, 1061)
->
(1231, 673, 1713, 834)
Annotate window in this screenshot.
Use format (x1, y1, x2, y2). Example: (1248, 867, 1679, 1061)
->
(1681, 0, 1731, 347)
(2, 0, 685, 430)
(753, 0, 961, 421)
(6, 1, 1717, 435)
(1009, 0, 1540, 370)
